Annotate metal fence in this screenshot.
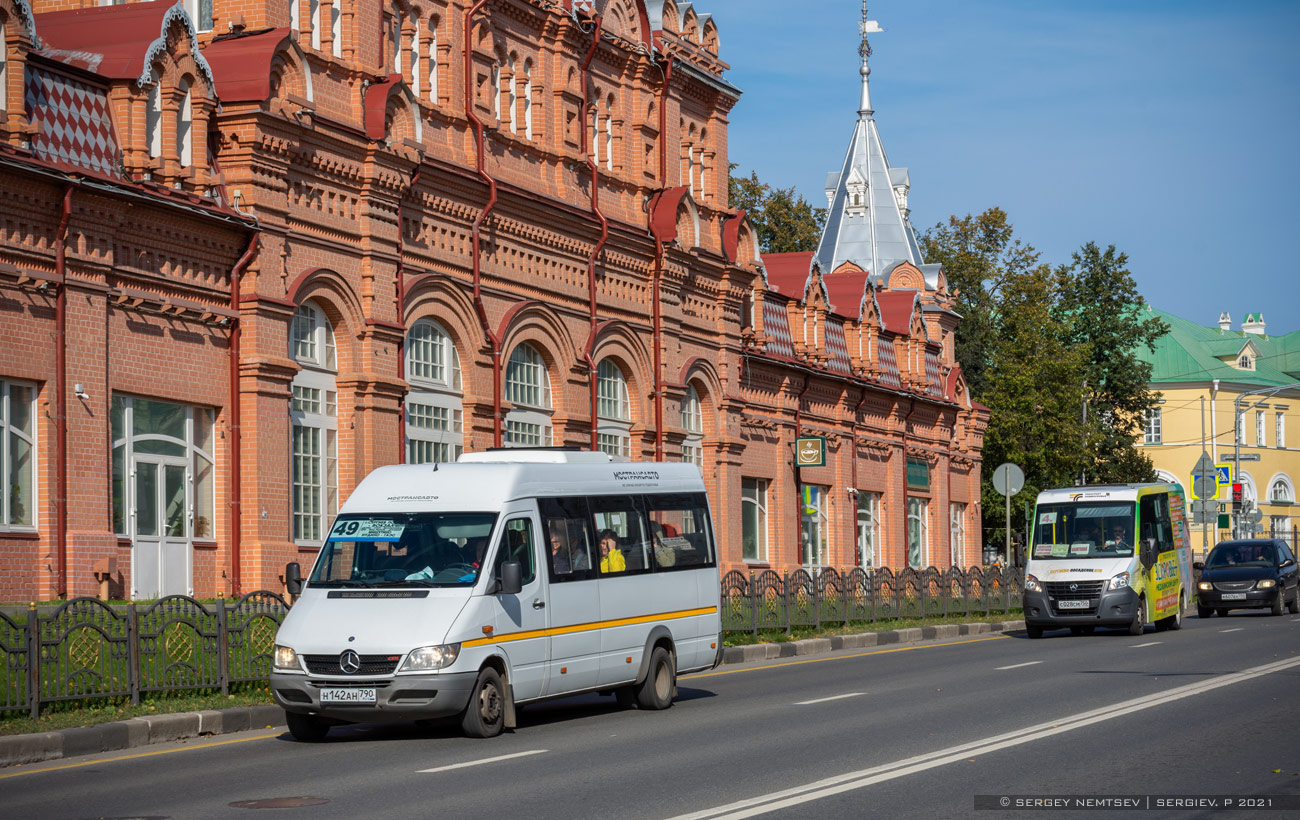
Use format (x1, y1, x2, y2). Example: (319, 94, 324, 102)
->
(1, 592, 289, 719)
(720, 565, 1024, 635)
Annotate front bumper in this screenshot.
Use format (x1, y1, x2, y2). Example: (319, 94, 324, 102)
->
(1024, 585, 1140, 629)
(271, 670, 479, 724)
(1196, 587, 1281, 611)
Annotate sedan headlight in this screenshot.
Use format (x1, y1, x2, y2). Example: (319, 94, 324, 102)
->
(1108, 572, 1130, 590)
(1197, 581, 1212, 591)
(1024, 574, 1042, 593)
(1257, 579, 1277, 589)
(274, 644, 303, 672)
(400, 643, 461, 672)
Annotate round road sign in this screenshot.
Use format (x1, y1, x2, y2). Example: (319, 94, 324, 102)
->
(992, 463, 1024, 497)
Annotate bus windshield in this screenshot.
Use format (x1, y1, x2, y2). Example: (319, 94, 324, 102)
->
(1031, 502, 1136, 560)
(309, 512, 498, 588)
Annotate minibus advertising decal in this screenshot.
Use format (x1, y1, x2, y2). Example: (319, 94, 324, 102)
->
(462, 605, 718, 648)
(328, 518, 405, 541)
(1152, 551, 1181, 613)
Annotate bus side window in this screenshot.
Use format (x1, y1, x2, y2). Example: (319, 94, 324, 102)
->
(495, 518, 536, 584)
(539, 496, 595, 581)
(589, 494, 651, 576)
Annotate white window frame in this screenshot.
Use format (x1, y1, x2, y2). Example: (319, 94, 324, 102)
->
(290, 301, 338, 544)
(1277, 412, 1286, 449)
(907, 497, 929, 569)
(742, 477, 768, 563)
(1143, 407, 1161, 445)
(1269, 477, 1294, 504)
(110, 395, 215, 540)
(183, 0, 213, 32)
(1256, 410, 1265, 447)
(504, 343, 552, 447)
(595, 358, 630, 461)
(0, 21, 7, 115)
(330, 0, 342, 57)
(1, 380, 38, 530)
(523, 58, 533, 138)
(177, 80, 193, 167)
(800, 484, 829, 568)
(427, 17, 440, 103)
(310, 0, 322, 51)
(949, 502, 966, 567)
(147, 69, 163, 160)
(681, 384, 703, 470)
(856, 491, 879, 570)
(405, 319, 463, 464)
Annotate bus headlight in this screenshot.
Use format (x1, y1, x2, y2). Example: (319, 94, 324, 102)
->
(274, 644, 303, 672)
(1024, 574, 1042, 593)
(401, 643, 461, 671)
(1108, 572, 1130, 590)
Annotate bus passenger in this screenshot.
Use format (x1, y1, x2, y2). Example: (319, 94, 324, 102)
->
(598, 529, 626, 573)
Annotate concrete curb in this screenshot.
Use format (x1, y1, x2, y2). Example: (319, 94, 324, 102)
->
(720, 619, 1025, 665)
(0, 704, 285, 769)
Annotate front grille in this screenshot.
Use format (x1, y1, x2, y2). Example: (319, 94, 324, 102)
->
(303, 654, 402, 676)
(1045, 580, 1105, 598)
(307, 680, 390, 689)
(1213, 581, 1255, 592)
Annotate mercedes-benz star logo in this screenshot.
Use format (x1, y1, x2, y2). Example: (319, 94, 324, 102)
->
(339, 650, 361, 674)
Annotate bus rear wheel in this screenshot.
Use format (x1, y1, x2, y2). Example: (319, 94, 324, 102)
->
(635, 647, 675, 710)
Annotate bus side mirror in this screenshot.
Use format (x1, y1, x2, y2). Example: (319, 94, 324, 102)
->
(285, 562, 303, 596)
(1140, 539, 1156, 567)
(497, 561, 523, 596)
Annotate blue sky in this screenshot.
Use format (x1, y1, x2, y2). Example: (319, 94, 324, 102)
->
(705, 0, 1300, 334)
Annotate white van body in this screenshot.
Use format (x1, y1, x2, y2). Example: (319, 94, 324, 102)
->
(271, 451, 722, 740)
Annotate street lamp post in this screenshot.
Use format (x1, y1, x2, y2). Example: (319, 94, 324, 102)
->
(1232, 381, 1300, 538)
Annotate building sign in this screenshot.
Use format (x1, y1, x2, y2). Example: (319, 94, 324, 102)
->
(795, 436, 826, 467)
(906, 457, 930, 491)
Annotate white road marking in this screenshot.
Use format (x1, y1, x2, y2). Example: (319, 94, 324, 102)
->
(1129, 641, 1161, 648)
(666, 657, 1300, 820)
(995, 661, 1042, 671)
(1219, 628, 1245, 633)
(796, 693, 866, 706)
(418, 749, 548, 773)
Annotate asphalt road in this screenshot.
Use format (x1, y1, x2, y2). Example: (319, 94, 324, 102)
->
(3, 612, 1297, 820)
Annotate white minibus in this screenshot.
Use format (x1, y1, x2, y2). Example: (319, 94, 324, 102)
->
(271, 450, 722, 740)
(1023, 483, 1193, 638)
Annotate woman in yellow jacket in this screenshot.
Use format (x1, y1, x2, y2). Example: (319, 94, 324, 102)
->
(598, 528, 626, 573)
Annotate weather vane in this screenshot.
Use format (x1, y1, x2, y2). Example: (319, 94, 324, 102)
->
(859, 2, 883, 62)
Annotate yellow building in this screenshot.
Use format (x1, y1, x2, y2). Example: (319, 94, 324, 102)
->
(1136, 309, 1299, 557)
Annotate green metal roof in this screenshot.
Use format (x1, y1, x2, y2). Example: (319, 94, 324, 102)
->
(1137, 307, 1300, 387)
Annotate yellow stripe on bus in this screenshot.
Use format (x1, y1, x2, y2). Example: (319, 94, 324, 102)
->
(462, 605, 718, 648)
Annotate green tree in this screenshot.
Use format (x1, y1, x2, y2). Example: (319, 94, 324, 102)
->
(918, 208, 1040, 398)
(1054, 242, 1168, 484)
(728, 165, 826, 254)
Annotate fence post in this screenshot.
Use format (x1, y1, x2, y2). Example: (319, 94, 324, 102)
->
(842, 572, 850, 628)
(218, 600, 230, 695)
(27, 602, 39, 720)
(783, 571, 792, 635)
(811, 570, 821, 632)
(128, 605, 141, 706)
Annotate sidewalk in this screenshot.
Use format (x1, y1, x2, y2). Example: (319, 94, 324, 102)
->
(0, 618, 1024, 768)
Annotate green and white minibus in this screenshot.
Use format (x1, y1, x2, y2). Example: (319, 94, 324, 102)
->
(271, 450, 722, 740)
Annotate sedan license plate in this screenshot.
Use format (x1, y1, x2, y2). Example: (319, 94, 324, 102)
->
(1057, 599, 1089, 609)
(1220, 593, 1247, 601)
(320, 688, 376, 704)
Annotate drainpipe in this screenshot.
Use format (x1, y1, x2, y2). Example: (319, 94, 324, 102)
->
(54, 185, 73, 598)
(396, 166, 420, 463)
(901, 397, 916, 569)
(464, 0, 504, 446)
(792, 373, 811, 564)
(650, 55, 673, 461)
(850, 386, 868, 565)
(227, 232, 259, 598)
(577, 6, 607, 452)
(1210, 379, 1220, 463)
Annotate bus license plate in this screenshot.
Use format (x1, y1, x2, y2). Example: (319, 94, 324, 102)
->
(1221, 593, 1247, 600)
(320, 688, 376, 704)
(1058, 599, 1088, 609)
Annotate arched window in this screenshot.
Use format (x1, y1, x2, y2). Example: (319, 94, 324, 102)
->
(504, 343, 551, 447)
(290, 301, 338, 543)
(507, 53, 518, 134)
(176, 79, 193, 167)
(310, 0, 322, 51)
(146, 69, 163, 159)
(523, 58, 533, 138)
(492, 55, 503, 122)
(1270, 477, 1295, 504)
(388, 13, 401, 73)
(290, 0, 300, 38)
(681, 384, 703, 469)
(427, 17, 439, 102)
(405, 320, 463, 464)
(596, 358, 630, 460)
(603, 94, 614, 170)
(907, 497, 929, 568)
(330, 0, 342, 57)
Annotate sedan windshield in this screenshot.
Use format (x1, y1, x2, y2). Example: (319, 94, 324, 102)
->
(308, 512, 498, 588)
(1205, 543, 1277, 569)
(1031, 502, 1136, 560)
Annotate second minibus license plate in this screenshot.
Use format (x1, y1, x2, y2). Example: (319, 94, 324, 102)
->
(321, 688, 376, 704)
(1057, 599, 1089, 609)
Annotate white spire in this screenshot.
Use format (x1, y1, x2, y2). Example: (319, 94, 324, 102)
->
(858, 2, 883, 116)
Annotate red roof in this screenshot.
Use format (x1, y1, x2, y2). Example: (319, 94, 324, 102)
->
(36, 1, 181, 80)
(876, 290, 920, 335)
(823, 269, 872, 319)
(203, 28, 293, 103)
(763, 252, 812, 297)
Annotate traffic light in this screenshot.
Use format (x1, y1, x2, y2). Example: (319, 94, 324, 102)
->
(1232, 482, 1243, 514)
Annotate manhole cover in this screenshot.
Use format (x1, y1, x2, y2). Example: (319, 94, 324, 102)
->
(229, 797, 331, 809)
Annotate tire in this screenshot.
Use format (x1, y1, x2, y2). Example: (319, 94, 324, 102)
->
(635, 646, 675, 710)
(1026, 624, 1043, 639)
(1216, 609, 1228, 617)
(1271, 589, 1285, 616)
(614, 686, 636, 709)
(1197, 605, 1212, 619)
(1127, 598, 1146, 636)
(286, 711, 330, 742)
(1166, 597, 1183, 631)
(461, 667, 506, 738)
(1289, 589, 1300, 615)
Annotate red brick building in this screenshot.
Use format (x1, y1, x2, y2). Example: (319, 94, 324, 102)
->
(0, 0, 986, 602)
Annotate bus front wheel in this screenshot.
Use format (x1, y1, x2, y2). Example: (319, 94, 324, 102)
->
(1127, 598, 1146, 636)
(461, 667, 506, 738)
(636, 647, 675, 710)
(286, 711, 330, 742)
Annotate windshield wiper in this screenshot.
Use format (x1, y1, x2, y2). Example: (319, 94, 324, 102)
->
(372, 578, 438, 587)
(311, 579, 368, 588)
